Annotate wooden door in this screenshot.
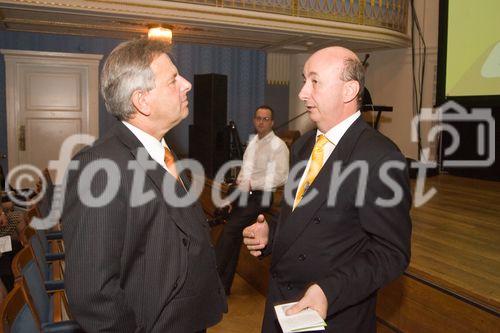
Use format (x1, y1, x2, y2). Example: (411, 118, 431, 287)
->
(1, 49, 102, 186)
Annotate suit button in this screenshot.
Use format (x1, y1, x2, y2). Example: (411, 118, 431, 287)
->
(313, 217, 321, 224)
(173, 282, 178, 289)
(286, 283, 293, 290)
(298, 254, 306, 261)
(182, 238, 188, 247)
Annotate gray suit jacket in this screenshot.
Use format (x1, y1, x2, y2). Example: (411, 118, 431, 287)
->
(62, 122, 226, 332)
(263, 117, 412, 332)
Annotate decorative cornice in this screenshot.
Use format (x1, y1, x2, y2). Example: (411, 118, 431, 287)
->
(0, 0, 410, 51)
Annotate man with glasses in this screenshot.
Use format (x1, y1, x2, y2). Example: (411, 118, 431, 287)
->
(215, 105, 289, 296)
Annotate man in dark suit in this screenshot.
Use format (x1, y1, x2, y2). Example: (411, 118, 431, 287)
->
(243, 46, 412, 332)
(62, 39, 226, 332)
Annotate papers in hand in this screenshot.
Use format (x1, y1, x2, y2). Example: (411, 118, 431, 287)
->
(274, 302, 327, 332)
(0, 235, 12, 253)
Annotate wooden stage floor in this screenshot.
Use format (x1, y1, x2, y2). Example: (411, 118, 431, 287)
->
(408, 174, 500, 312)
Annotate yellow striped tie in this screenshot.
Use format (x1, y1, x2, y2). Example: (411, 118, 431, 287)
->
(293, 134, 330, 210)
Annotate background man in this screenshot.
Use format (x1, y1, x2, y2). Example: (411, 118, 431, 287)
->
(243, 46, 412, 332)
(215, 105, 289, 295)
(62, 39, 226, 332)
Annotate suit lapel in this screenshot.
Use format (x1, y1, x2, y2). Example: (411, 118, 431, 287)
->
(113, 123, 193, 235)
(271, 118, 369, 266)
(274, 131, 315, 233)
(169, 150, 209, 225)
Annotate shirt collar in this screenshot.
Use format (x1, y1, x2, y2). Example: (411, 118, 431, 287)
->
(257, 131, 275, 142)
(122, 121, 166, 163)
(316, 111, 361, 145)
(249, 130, 275, 145)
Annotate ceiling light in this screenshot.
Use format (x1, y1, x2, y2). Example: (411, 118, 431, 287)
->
(148, 26, 172, 44)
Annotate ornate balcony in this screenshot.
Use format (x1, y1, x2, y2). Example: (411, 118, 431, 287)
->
(171, 0, 407, 34)
(0, 0, 409, 52)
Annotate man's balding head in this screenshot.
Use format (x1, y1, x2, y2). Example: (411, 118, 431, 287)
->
(310, 47, 365, 105)
(298, 46, 365, 132)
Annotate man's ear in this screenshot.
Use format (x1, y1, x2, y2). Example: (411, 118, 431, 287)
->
(131, 89, 151, 116)
(343, 81, 360, 104)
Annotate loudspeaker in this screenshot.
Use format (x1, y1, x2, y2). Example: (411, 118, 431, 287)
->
(193, 74, 227, 132)
(190, 74, 228, 178)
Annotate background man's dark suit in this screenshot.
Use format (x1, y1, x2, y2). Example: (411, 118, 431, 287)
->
(62, 122, 226, 332)
(262, 117, 412, 332)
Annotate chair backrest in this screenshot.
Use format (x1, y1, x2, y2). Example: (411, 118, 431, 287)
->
(11, 245, 51, 323)
(37, 168, 55, 218)
(277, 130, 301, 150)
(0, 279, 41, 333)
(29, 230, 50, 280)
(20, 225, 50, 280)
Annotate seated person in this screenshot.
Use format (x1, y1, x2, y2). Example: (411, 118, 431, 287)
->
(215, 105, 289, 295)
(0, 206, 25, 291)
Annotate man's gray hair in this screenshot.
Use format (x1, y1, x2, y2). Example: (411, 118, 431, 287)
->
(101, 39, 172, 120)
(340, 57, 365, 107)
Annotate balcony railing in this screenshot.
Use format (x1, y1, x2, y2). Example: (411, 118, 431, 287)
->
(168, 0, 408, 33)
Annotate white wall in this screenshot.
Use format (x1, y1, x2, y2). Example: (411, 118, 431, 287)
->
(364, 0, 440, 159)
(288, 53, 314, 133)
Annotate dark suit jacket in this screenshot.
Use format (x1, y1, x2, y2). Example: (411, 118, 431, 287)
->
(263, 117, 412, 332)
(62, 122, 226, 333)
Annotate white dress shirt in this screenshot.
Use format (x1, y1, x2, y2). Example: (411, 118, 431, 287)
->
(237, 131, 289, 192)
(295, 111, 361, 198)
(122, 121, 176, 177)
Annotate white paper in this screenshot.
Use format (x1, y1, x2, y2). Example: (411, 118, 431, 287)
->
(274, 302, 326, 332)
(0, 235, 12, 253)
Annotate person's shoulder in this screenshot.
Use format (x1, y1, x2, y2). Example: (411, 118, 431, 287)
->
(355, 124, 405, 162)
(362, 125, 399, 149)
(270, 133, 289, 150)
(291, 129, 316, 152)
(72, 124, 127, 162)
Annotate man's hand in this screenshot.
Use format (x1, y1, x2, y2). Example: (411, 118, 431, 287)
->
(242, 214, 269, 257)
(285, 284, 328, 319)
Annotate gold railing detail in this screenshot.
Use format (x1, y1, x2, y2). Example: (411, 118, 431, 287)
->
(168, 0, 408, 33)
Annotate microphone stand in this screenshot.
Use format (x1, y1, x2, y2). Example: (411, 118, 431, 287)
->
(273, 110, 308, 131)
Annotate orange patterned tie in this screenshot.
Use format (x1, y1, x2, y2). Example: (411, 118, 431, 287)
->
(293, 134, 330, 210)
(164, 147, 179, 180)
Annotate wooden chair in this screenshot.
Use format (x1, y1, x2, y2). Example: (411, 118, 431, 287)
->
(277, 129, 301, 150)
(0, 277, 82, 333)
(12, 245, 68, 324)
(35, 168, 56, 219)
(19, 225, 64, 282)
(22, 203, 65, 277)
(0, 279, 41, 333)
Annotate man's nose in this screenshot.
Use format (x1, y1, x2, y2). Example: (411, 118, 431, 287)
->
(180, 75, 192, 92)
(298, 84, 309, 101)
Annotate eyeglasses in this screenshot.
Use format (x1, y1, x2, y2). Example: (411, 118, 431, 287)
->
(254, 116, 272, 122)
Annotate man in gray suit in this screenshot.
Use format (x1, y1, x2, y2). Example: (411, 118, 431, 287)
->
(62, 39, 226, 332)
